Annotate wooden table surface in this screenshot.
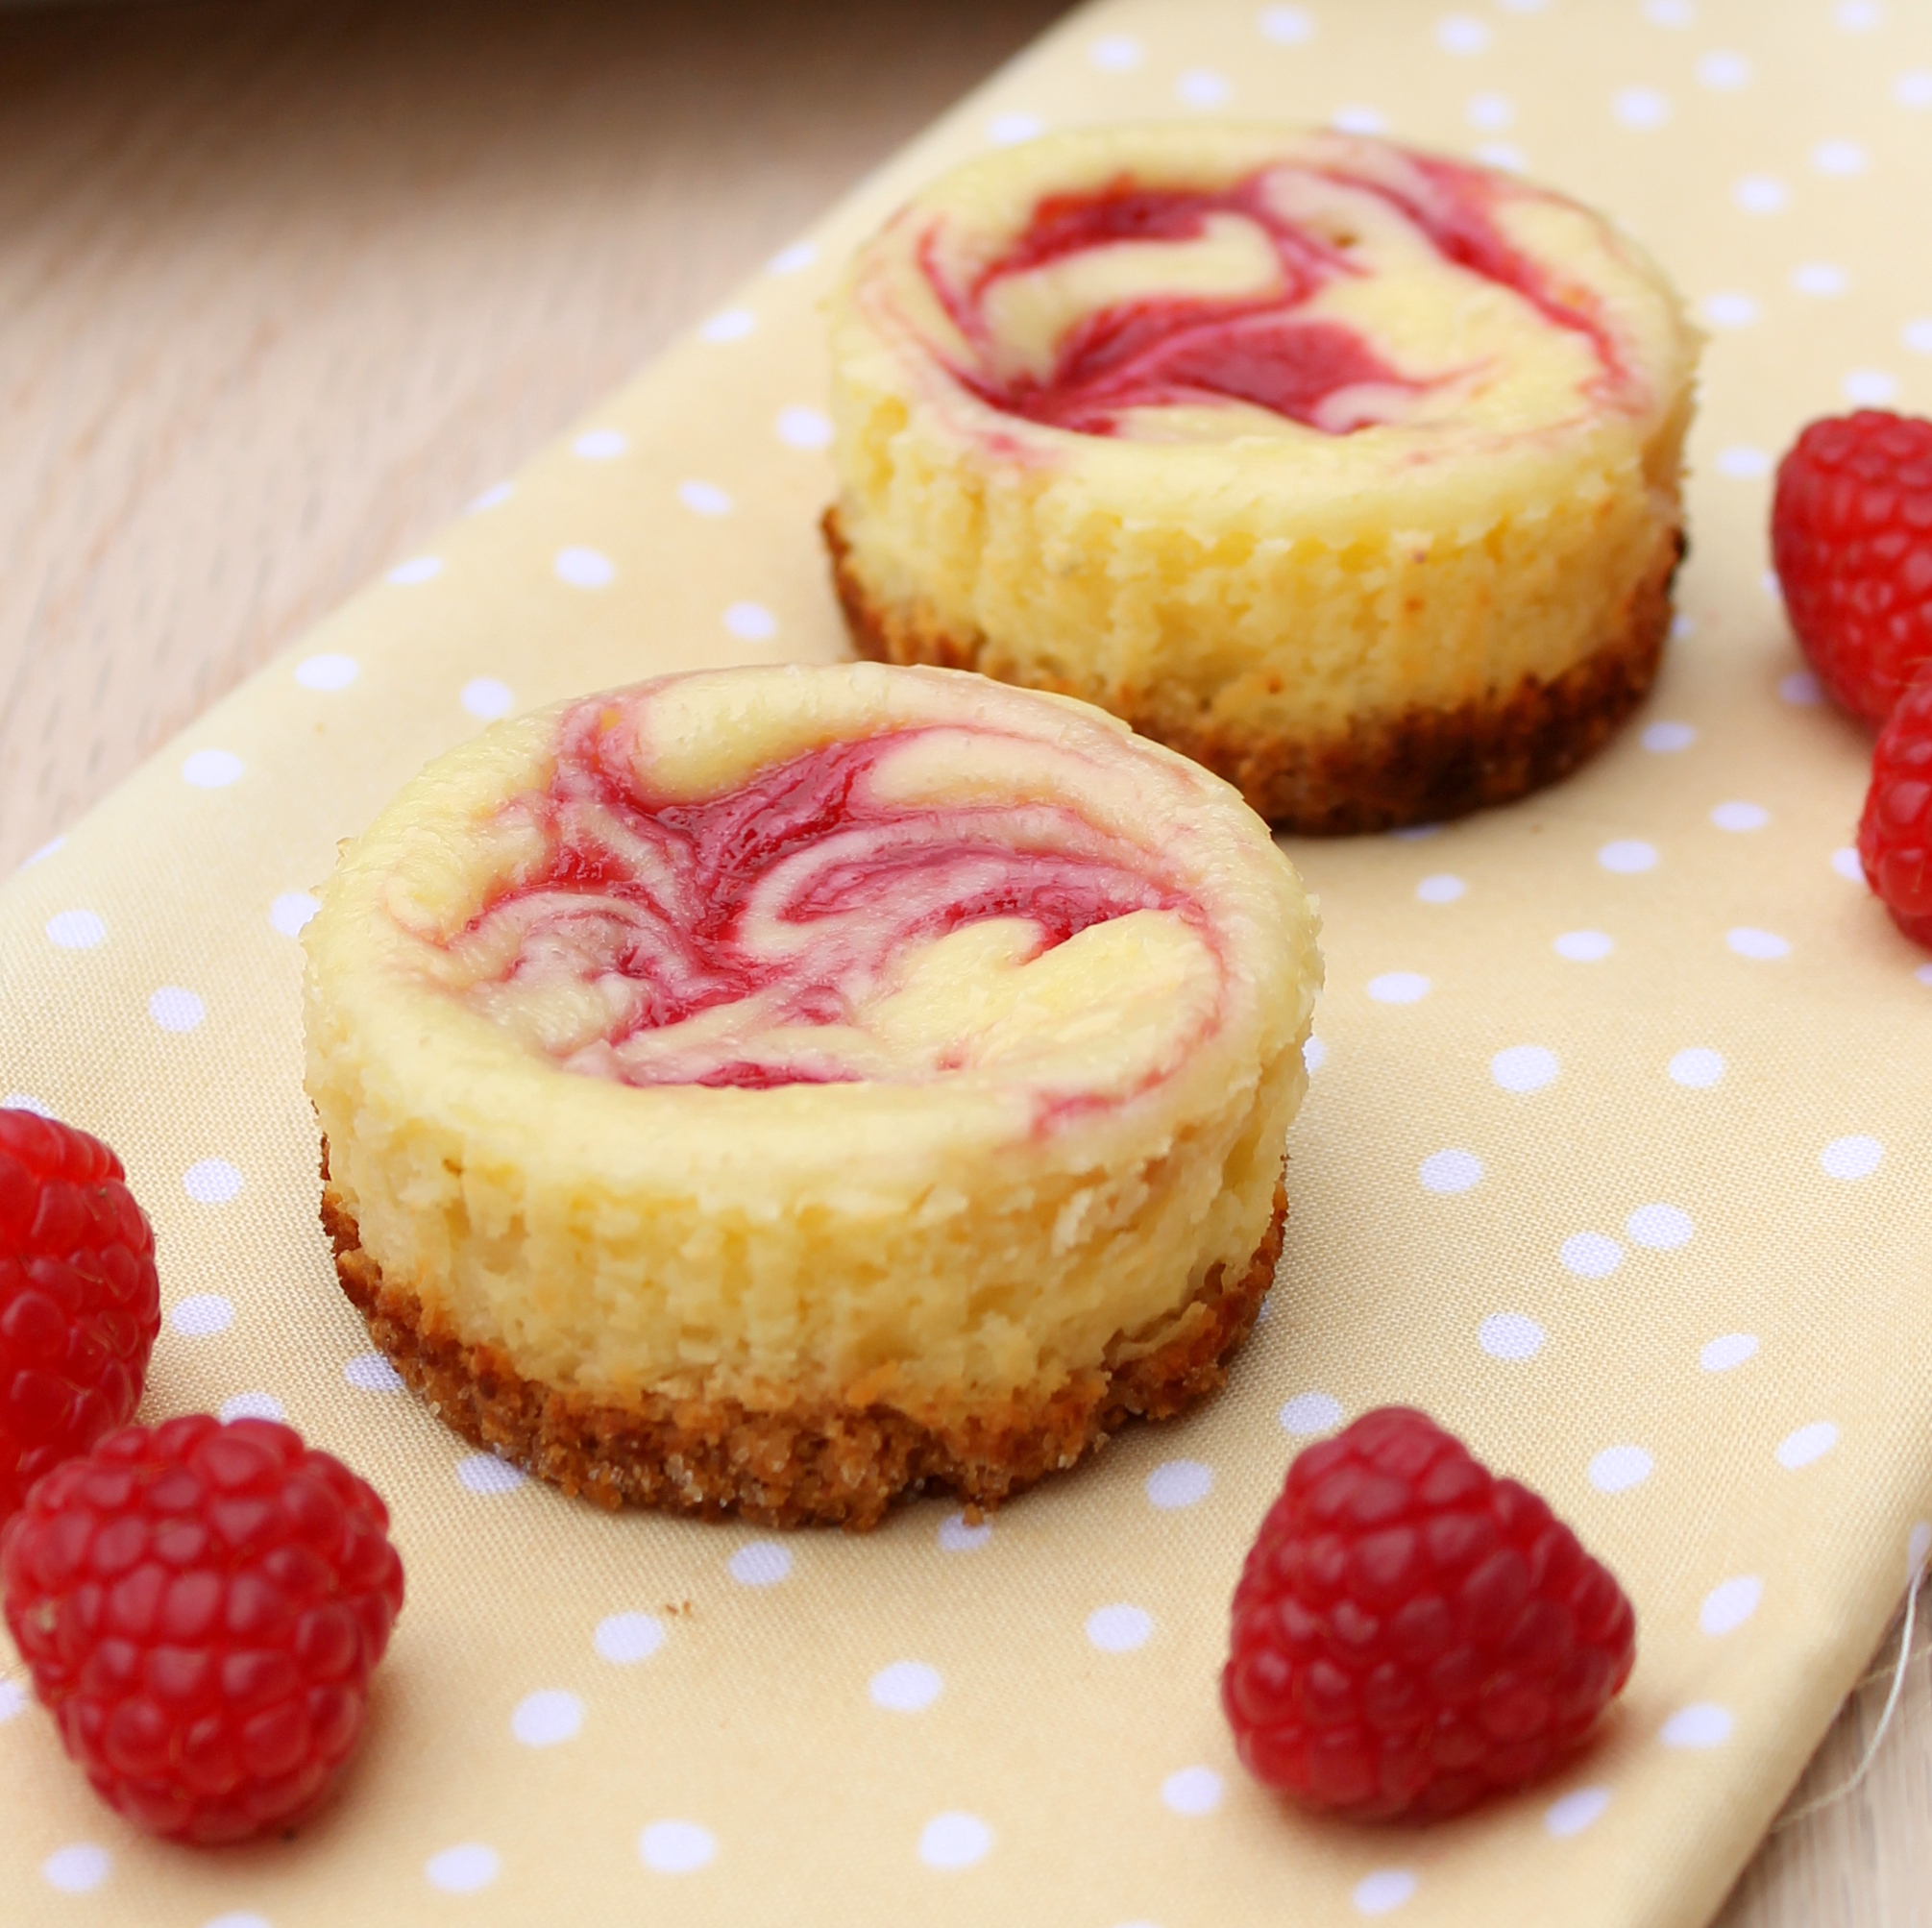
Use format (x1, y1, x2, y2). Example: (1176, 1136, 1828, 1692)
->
(1, 3, 1927, 1921)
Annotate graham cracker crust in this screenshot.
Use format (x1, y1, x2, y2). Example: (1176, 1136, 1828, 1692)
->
(319, 1143, 1284, 1531)
(823, 507, 1681, 836)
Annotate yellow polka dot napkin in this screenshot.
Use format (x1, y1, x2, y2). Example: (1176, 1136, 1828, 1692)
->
(4, 2, 1931, 1923)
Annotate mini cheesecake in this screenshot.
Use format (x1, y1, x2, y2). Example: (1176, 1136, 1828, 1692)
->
(304, 663, 1321, 1527)
(824, 125, 1700, 833)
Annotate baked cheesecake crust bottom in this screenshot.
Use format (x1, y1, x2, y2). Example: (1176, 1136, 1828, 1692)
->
(319, 1144, 1285, 1532)
(824, 508, 1680, 837)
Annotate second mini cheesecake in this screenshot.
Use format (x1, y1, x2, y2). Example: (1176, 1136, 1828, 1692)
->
(824, 124, 1700, 833)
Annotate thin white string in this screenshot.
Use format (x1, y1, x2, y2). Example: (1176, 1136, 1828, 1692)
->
(1775, 1557, 1928, 1830)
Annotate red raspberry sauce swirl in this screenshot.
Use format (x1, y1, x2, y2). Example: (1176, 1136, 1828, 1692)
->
(460, 699, 1206, 1091)
(921, 155, 1627, 436)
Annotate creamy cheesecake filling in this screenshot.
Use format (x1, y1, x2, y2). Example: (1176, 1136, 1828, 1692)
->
(435, 692, 1226, 1105)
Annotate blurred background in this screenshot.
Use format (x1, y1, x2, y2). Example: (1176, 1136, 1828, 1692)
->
(0, 0, 1067, 873)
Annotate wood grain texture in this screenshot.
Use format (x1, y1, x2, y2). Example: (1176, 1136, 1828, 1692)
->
(0, 3, 1924, 1922)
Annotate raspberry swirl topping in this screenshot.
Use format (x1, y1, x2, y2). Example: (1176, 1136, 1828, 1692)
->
(444, 693, 1219, 1095)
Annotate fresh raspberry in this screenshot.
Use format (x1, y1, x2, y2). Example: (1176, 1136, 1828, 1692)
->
(1, 1415, 405, 1843)
(1857, 677, 1932, 948)
(0, 1109, 161, 1520)
(1772, 409, 1932, 723)
(1221, 1407, 1636, 1821)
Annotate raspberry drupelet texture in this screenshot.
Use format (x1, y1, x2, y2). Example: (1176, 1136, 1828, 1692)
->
(1772, 410, 1932, 725)
(1858, 678, 1932, 949)
(1222, 1407, 1636, 1821)
(1, 1415, 405, 1843)
(0, 1109, 161, 1521)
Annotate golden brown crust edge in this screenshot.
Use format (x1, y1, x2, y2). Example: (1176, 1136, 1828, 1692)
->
(318, 1141, 1284, 1532)
(823, 507, 1682, 837)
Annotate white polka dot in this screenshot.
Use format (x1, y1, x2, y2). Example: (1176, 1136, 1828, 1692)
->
(1416, 873, 1465, 903)
(0, 1680, 22, 1722)
(1492, 1045, 1558, 1093)
(1480, 1312, 1546, 1361)
(1727, 927, 1790, 960)
(1280, 1391, 1344, 1435)
(1695, 50, 1751, 88)
(1614, 87, 1671, 129)
(386, 555, 443, 586)
(1599, 840, 1657, 873)
(986, 111, 1043, 146)
(776, 405, 834, 450)
(1089, 34, 1143, 70)
(1823, 1135, 1885, 1182)
(596, 1613, 666, 1664)
(729, 1542, 792, 1587)
(461, 677, 515, 721)
(640, 1821, 716, 1874)
(1145, 1460, 1213, 1509)
(45, 907, 105, 950)
(1259, 6, 1315, 43)
(678, 479, 733, 516)
(170, 1294, 234, 1337)
(939, 1511, 991, 1551)
(1162, 1767, 1223, 1815)
(183, 1159, 243, 1206)
(1368, 971, 1431, 1004)
(270, 891, 320, 937)
(219, 1393, 282, 1425)
(426, 1844, 500, 1893)
(1813, 140, 1867, 176)
(1436, 15, 1490, 55)
(1388, 822, 1442, 842)
(182, 748, 244, 789)
(700, 308, 755, 344)
(1626, 1204, 1693, 1249)
(1794, 262, 1849, 297)
(204, 1916, 272, 1928)
(511, 1690, 581, 1747)
(1700, 1332, 1759, 1372)
(1904, 319, 1932, 355)
(1674, 610, 1695, 638)
(1589, 1445, 1653, 1493)
(148, 985, 206, 1033)
(1473, 143, 1527, 172)
(41, 1845, 110, 1893)
(1711, 800, 1770, 833)
(1420, 1149, 1483, 1193)
(1839, 0, 1882, 24)
(1844, 368, 1900, 406)
(722, 601, 777, 642)
(1643, 720, 1698, 751)
(871, 1661, 943, 1712)
(1920, 964, 1932, 987)
(1466, 91, 1513, 129)
(1555, 930, 1615, 962)
(1700, 292, 1758, 329)
(1087, 1604, 1154, 1652)
(1670, 1047, 1724, 1087)
(1779, 669, 1823, 705)
(1733, 176, 1788, 214)
(1177, 69, 1232, 108)
(1700, 1575, 1763, 1635)
(1897, 70, 1932, 109)
(1644, 0, 1694, 22)
(1661, 1702, 1733, 1747)
(1354, 1868, 1419, 1916)
(1302, 1036, 1328, 1073)
(1562, 1233, 1625, 1279)
(1331, 106, 1389, 135)
(1718, 446, 1773, 481)
(553, 547, 615, 590)
(767, 239, 818, 276)
(1777, 1422, 1839, 1470)
(1545, 1786, 1612, 1838)
(919, 1813, 991, 1870)
(295, 652, 357, 691)
(467, 481, 513, 514)
(21, 835, 64, 866)
(457, 1453, 525, 1495)
(573, 428, 627, 460)
(344, 1353, 404, 1392)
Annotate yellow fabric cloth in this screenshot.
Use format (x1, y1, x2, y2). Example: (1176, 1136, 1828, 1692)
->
(4, 2, 1930, 1922)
